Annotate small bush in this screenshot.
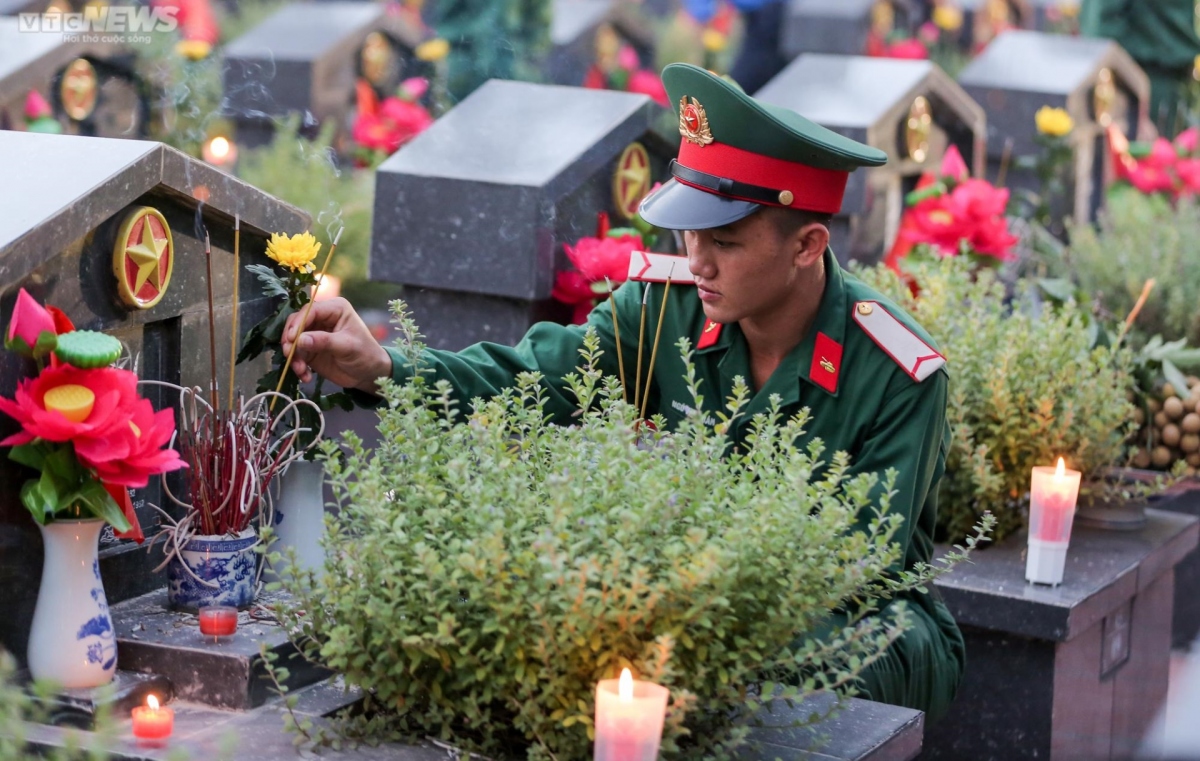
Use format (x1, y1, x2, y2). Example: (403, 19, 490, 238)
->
(269, 305, 984, 760)
(856, 259, 1137, 542)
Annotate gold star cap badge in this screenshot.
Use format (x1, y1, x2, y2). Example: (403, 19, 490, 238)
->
(679, 96, 714, 146)
(114, 207, 174, 310)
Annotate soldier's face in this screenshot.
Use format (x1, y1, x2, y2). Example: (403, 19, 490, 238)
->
(683, 210, 823, 325)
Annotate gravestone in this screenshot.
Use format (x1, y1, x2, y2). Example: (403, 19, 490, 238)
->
(755, 54, 986, 265)
(958, 30, 1149, 227)
(0, 131, 308, 670)
(0, 17, 147, 137)
(223, 1, 426, 150)
(927, 508, 1198, 761)
(781, 0, 916, 59)
(371, 80, 673, 351)
(0, 0, 44, 14)
(959, 0, 1034, 51)
(546, 0, 654, 87)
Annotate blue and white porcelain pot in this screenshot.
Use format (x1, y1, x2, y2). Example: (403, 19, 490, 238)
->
(28, 519, 116, 689)
(166, 528, 258, 612)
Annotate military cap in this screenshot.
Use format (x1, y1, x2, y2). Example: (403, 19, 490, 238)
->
(639, 63, 888, 230)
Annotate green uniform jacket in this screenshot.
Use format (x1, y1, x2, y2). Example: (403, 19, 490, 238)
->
(380, 250, 964, 721)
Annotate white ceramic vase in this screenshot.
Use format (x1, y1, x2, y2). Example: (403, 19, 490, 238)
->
(27, 519, 117, 689)
(268, 459, 326, 579)
(166, 527, 258, 611)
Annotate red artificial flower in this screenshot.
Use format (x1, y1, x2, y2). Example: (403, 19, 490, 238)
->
(564, 234, 642, 283)
(627, 70, 669, 107)
(103, 482, 143, 544)
(583, 65, 607, 90)
(1176, 158, 1200, 195)
(940, 145, 970, 182)
(0, 364, 140, 449)
(381, 96, 433, 143)
(884, 38, 929, 60)
(551, 270, 602, 325)
(5, 287, 56, 354)
(24, 90, 52, 121)
(944, 179, 1017, 259)
(1175, 127, 1200, 155)
(352, 85, 434, 156)
(85, 398, 186, 489)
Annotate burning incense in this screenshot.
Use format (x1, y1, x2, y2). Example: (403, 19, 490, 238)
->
(228, 214, 240, 409)
(605, 277, 627, 404)
(204, 230, 219, 410)
(639, 265, 674, 421)
(634, 285, 649, 412)
(272, 227, 343, 406)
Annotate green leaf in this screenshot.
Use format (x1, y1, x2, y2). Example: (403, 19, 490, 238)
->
(8, 442, 49, 470)
(20, 476, 57, 524)
(246, 263, 290, 299)
(1162, 358, 1191, 398)
(72, 478, 130, 532)
(1037, 277, 1075, 304)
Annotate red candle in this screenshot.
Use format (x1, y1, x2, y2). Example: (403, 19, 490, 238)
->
(594, 668, 669, 761)
(131, 695, 173, 743)
(198, 605, 238, 637)
(1028, 458, 1082, 543)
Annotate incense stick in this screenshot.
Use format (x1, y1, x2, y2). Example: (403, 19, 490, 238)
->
(204, 230, 219, 410)
(605, 277, 627, 404)
(634, 285, 649, 413)
(272, 227, 343, 407)
(1117, 278, 1156, 346)
(228, 214, 240, 409)
(996, 137, 1014, 187)
(639, 265, 674, 422)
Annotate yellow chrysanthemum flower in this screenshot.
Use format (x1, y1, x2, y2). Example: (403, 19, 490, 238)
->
(266, 232, 321, 272)
(1035, 106, 1073, 137)
(175, 39, 212, 61)
(702, 29, 727, 53)
(933, 5, 963, 32)
(415, 38, 450, 62)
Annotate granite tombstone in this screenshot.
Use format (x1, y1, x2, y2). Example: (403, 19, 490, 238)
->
(0, 17, 147, 138)
(958, 30, 1149, 228)
(546, 0, 654, 87)
(959, 0, 1034, 51)
(755, 54, 986, 264)
(781, 0, 916, 59)
(371, 80, 672, 351)
(223, 1, 426, 151)
(0, 131, 308, 671)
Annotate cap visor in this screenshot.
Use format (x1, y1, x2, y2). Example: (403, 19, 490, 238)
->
(638, 179, 761, 230)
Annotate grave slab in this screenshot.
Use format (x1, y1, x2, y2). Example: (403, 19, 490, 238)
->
(926, 508, 1198, 760)
(781, 0, 915, 59)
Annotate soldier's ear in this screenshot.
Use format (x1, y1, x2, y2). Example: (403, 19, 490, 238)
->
(794, 222, 828, 268)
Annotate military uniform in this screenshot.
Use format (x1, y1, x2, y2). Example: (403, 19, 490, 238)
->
(370, 64, 964, 721)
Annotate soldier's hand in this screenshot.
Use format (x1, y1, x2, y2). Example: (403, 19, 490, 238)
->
(281, 298, 392, 394)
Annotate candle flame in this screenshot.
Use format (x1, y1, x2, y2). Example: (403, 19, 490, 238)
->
(147, 695, 159, 711)
(1055, 457, 1066, 478)
(208, 136, 230, 159)
(618, 668, 633, 701)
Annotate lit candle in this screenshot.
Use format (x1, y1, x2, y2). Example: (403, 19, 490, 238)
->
(593, 668, 669, 761)
(1026, 457, 1082, 586)
(201, 135, 238, 167)
(198, 605, 238, 637)
(131, 694, 174, 744)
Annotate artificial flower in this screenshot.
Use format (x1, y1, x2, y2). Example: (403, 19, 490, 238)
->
(702, 28, 727, 53)
(265, 232, 321, 273)
(0, 364, 140, 449)
(415, 37, 450, 62)
(940, 144, 970, 182)
(1035, 106, 1073, 137)
(1175, 127, 1200, 155)
(627, 70, 669, 107)
(175, 39, 212, 61)
(380, 96, 434, 142)
(551, 270, 601, 325)
(400, 76, 429, 101)
(85, 399, 186, 489)
(24, 90, 52, 121)
(564, 233, 642, 283)
(103, 481, 143, 544)
(5, 287, 57, 357)
(882, 37, 929, 60)
(918, 21, 941, 45)
(933, 4, 963, 31)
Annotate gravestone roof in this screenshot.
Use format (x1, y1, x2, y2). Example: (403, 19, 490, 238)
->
(755, 54, 934, 128)
(958, 30, 1121, 94)
(551, 0, 612, 47)
(0, 132, 308, 283)
(223, 1, 394, 61)
(789, 0, 877, 19)
(381, 79, 655, 189)
(0, 17, 117, 106)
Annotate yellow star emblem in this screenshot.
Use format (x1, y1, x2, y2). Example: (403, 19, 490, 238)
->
(125, 219, 168, 293)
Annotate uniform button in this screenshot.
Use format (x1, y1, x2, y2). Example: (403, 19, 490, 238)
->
(778, 190, 794, 206)
(857, 302, 874, 316)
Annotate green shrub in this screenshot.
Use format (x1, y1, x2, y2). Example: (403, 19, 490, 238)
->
(1064, 191, 1200, 347)
(269, 305, 985, 760)
(856, 259, 1137, 542)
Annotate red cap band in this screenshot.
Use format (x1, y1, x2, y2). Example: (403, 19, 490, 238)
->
(676, 139, 849, 214)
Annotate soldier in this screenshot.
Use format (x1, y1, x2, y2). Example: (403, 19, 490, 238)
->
(1080, 0, 1200, 137)
(283, 63, 963, 721)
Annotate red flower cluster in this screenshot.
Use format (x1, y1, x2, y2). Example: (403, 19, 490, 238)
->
(886, 146, 1017, 270)
(1108, 125, 1200, 198)
(352, 78, 434, 158)
(582, 44, 669, 107)
(552, 214, 643, 324)
(0, 289, 186, 541)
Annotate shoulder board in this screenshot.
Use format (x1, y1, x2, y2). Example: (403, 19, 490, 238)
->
(852, 301, 945, 382)
(628, 251, 696, 283)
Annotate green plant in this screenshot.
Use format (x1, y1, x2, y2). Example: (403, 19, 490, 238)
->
(265, 303, 988, 760)
(857, 259, 1137, 542)
(235, 116, 379, 299)
(136, 33, 224, 157)
(1063, 191, 1200, 348)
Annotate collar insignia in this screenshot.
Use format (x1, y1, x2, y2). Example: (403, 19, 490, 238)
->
(679, 96, 714, 147)
(810, 333, 842, 394)
(697, 318, 722, 349)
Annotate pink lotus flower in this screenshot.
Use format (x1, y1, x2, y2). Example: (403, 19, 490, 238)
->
(1175, 127, 1200, 155)
(85, 398, 186, 489)
(1176, 158, 1200, 194)
(353, 95, 434, 155)
(564, 234, 641, 283)
(884, 38, 929, 60)
(400, 77, 429, 101)
(0, 364, 140, 449)
(5, 288, 56, 356)
(551, 270, 602, 325)
(24, 90, 52, 121)
(627, 70, 669, 107)
(940, 145, 970, 182)
(617, 45, 640, 72)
